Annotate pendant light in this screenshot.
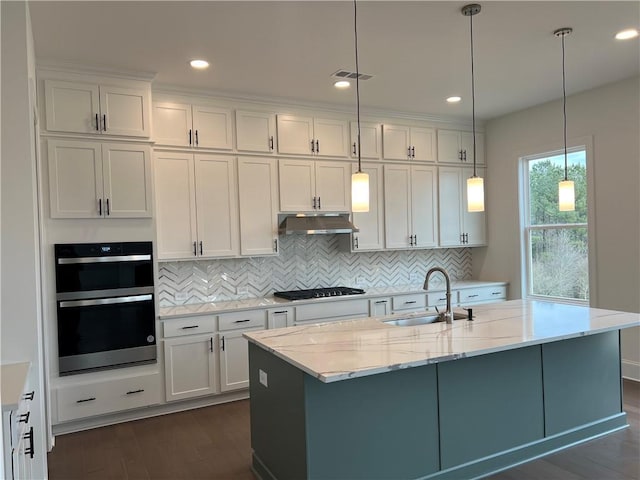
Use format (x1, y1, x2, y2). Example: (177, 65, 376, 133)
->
(555, 27, 575, 212)
(351, 0, 370, 213)
(462, 4, 484, 213)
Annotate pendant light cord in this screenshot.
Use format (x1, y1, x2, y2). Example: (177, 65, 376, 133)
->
(561, 32, 568, 181)
(354, 0, 362, 173)
(470, 9, 477, 178)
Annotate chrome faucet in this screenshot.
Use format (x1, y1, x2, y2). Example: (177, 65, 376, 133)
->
(423, 267, 453, 324)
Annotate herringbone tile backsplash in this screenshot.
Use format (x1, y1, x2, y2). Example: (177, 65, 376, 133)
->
(158, 235, 472, 306)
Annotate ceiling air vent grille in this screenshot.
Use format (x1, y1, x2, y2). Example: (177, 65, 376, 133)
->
(332, 70, 373, 81)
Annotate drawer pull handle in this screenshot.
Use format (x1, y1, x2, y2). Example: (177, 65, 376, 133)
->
(375, 300, 388, 304)
(76, 397, 96, 404)
(404, 300, 417, 304)
(273, 310, 287, 314)
(438, 297, 447, 301)
(23, 391, 35, 401)
(468, 294, 479, 298)
(19, 412, 30, 423)
(233, 319, 251, 323)
(126, 389, 144, 395)
(491, 292, 502, 295)
(24, 426, 34, 458)
(181, 325, 199, 329)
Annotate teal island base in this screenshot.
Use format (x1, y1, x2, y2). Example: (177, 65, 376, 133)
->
(248, 331, 627, 479)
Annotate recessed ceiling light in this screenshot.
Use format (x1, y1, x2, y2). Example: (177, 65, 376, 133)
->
(334, 80, 351, 89)
(446, 96, 462, 103)
(615, 28, 639, 40)
(190, 59, 210, 70)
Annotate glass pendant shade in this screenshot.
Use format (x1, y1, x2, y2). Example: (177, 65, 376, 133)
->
(558, 179, 575, 211)
(467, 176, 485, 212)
(351, 171, 370, 212)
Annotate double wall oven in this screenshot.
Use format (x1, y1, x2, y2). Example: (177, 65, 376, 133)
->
(54, 242, 156, 375)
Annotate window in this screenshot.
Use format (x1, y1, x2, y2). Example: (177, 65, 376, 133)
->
(522, 148, 588, 303)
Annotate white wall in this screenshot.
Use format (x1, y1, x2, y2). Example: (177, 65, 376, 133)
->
(476, 76, 640, 380)
(1, 1, 49, 476)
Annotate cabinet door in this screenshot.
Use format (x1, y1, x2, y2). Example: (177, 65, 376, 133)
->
(47, 139, 103, 218)
(192, 105, 233, 149)
(382, 124, 410, 160)
(461, 132, 485, 165)
(194, 155, 239, 257)
(383, 164, 412, 248)
(411, 165, 438, 247)
(238, 157, 279, 256)
(99, 85, 150, 137)
(101, 143, 152, 218)
(153, 102, 192, 147)
(44, 80, 100, 134)
(278, 159, 315, 211)
(462, 167, 487, 246)
(438, 167, 464, 247)
(369, 298, 391, 317)
(276, 115, 314, 155)
(267, 308, 293, 329)
(313, 118, 348, 157)
(220, 329, 260, 392)
(437, 130, 463, 163)
(154, 152, 198, 259)
(235, 110, 276, 153)
(352, 163, 384, 251)
(350, 121, 382, 159)
(315, 161, 351, 211)
(411, 127, 436, 162)
(164, 335, 218, 402)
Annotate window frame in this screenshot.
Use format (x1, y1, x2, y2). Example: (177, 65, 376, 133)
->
(519, 137, 596, 306)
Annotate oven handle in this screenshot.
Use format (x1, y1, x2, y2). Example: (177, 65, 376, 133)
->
(59, 294, 153, 308)
(57, 254, 151, 265)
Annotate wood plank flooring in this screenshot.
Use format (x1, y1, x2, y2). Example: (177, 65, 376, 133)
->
(48, 379, 639, 479)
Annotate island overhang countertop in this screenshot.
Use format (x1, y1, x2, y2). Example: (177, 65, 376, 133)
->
(244, 299, 640, 383)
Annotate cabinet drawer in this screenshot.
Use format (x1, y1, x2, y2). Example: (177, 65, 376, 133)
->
(426, 291, 459, 307)
(56, 372, 161, 422)
(392, 293, 427, 312)
(459, 285, 507, 304)
(163, 315, 217, 337)
(219, 310, 266, 331)
(296, 299, 369, 322)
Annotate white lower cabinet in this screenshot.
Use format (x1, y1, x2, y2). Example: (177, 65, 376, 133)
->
(164, 334, 218, 402)
(267, 308, 294, 329)
(459, 285, 507, 305)
(369, 297, 391, 317)
(391, 293, 427, 313)
(219, 329, 260, 392)
(56, 372, 161, 422)
(294, 298, 369, 325)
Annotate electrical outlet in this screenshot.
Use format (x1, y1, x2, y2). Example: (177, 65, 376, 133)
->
(355, 275, 364, 285)
(236, 286, 248, 295)
(174, 291, 188, 301)
(409, 272, 419, 283)
(259, 369, 268, 387)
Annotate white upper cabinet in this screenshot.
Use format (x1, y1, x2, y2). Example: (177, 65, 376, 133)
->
(277, 115, 348, 157)
(153, 101, 233, 150)
(278, 159, 351, 212)
(350, 163, 384, 251)
(350, 121, 382, 160)
(438, 166, 486, 247)
(384, 164, 438, 249)
(437, 129, 485, 165)
(382, 124, 436, 162)
(47, 139, 151, 218)
(236, 110, 276, 153)
(238, 157, 279, 256)
(44, 79, 151, 137)
(155, 152, 239, 260)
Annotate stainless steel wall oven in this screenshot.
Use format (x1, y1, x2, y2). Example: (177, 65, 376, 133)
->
(54, 241, 156, 375)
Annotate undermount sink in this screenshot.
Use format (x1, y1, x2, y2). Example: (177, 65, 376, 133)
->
(384, 311, 469, 327)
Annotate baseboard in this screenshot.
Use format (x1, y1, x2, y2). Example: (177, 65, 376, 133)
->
(622, 360, 640, 382)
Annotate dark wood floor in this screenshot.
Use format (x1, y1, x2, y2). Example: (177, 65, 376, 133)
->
(48, 379, 639, 480)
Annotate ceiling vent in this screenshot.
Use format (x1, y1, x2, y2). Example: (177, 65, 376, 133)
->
(332, 69, 373, 81)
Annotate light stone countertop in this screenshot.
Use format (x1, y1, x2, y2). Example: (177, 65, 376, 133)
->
(1, 362, 30, 411)
(158, 280, 507, 319)
(243, 299, 640, 383)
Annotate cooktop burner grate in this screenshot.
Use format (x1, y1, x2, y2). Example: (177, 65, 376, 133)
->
(274, 287, 365, 301)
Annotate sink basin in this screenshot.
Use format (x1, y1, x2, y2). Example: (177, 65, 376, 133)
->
(384, 311, 468, 327)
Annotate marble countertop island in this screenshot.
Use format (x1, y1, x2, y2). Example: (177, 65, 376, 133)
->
(244, 299, 640, 383)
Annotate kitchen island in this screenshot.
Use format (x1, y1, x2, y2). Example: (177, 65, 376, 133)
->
(244, 299, 640, 480)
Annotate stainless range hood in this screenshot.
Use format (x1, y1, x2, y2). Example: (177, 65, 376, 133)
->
(278, 214, 359, 235)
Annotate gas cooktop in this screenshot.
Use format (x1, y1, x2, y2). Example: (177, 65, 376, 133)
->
(274, 287, 365, 301)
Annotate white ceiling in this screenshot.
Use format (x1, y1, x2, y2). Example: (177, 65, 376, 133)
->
(28, 1, 639, 121)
